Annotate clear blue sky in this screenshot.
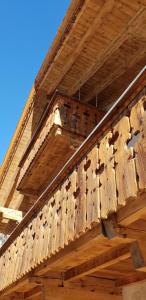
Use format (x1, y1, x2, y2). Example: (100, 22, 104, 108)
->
(0, 0, 70, 164)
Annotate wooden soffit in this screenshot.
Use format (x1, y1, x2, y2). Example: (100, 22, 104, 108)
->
(35, 0, 146, 109)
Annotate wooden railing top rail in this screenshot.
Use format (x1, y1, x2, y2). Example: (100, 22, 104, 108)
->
(0, 66, 146, 257)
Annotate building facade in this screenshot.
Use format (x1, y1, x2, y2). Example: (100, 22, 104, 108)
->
(0, 0, 146, 299)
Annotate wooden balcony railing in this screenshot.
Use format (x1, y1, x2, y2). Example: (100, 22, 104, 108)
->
(0, 67, 146, 292)
(17, 93, 103, 197)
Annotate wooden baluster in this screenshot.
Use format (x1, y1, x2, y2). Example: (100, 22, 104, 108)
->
(14, 235, 22, 281)
(2, 249, 9, 288)
(16, 232, 25, 280)
(43, 201, 52, 259)
(48, 196, 56, 256)
(22, 226, 30, 275)
(50, 195, 57, 255)
(59, 182, 67, 249)
(33, 211, 42, 266)
(52, 189, 61, 253)
(99, 131, 117, 218)
(68, 169, 77, 242)
(75, 158, 87, 237)
(38, 206, 47, 264)
(130, 97, 146, 190)
(86, 145, 100, 228)
(114, 116, 137, 206)
(65, 178, 71, 245)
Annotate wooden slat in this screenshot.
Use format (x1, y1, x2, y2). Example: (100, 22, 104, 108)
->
(114, 116, 137, 205)
(86, 146, 100, 228)
(65, 244, 131, 281)
(75, 158, 87, 237)
(130, 98, 146, 190)
(99, 131, 117, 218)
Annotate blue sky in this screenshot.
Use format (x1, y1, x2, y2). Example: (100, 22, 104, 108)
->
(0, 0, 70, 164)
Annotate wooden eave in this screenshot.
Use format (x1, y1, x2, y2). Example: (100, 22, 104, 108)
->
(35, 0, 146, 110)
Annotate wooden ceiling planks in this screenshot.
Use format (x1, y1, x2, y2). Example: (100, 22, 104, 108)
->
(35, 0, 146, 110)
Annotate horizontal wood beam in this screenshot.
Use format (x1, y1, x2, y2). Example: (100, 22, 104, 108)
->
(0, 207, 23, 223)
(117, 192, 146, 226)
(33, 286, 122, 300)
(64, 244, 131, 281)
(116, 271, 146, 287)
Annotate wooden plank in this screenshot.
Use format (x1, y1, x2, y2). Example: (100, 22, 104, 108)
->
(130, 98, 146, 190)
(117, 191, 146, 226)
(86, 146, 100, 228)
(59, 182, 67, 249)
(68, 169, 77, 242)
(114, 116, 137, 206)
(99, 131, 117, 218)
(64, 244, 131, 281)
(75, 158, 87, 237)
(42, 286, 122, 300)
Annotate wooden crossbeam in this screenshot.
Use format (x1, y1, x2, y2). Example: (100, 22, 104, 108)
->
(0, 207, 23, 223)
(64, 244, 131, 281)
(117, 192, 146, 226)
(38, 286, 122, 300)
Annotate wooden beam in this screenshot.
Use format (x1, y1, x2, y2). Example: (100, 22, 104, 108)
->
(64, 244, 131, 281)
(24, 287, 42, 299)
(117, 192, 146, 226)
(0, 207, 23, 223)
(0, 275, 35, 297)
(116, 272, 146, 287)
(42, 286, 122, 300)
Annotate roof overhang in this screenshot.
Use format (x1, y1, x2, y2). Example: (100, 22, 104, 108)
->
(35, 0, 146, 109)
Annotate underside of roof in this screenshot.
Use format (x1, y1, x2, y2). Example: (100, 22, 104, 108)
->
(36, 0, 146, 110)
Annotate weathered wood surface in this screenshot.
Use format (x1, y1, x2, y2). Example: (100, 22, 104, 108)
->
(0, 90, 146, 292)
(17, 94, 103, 197)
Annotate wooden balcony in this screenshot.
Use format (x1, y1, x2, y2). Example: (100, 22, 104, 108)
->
(17, 93, 103, 196)
(1, 68, 146, 296)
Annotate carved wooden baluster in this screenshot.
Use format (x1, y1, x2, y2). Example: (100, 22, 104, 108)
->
(22, 226, 31, 275)
(65, 179, 70, 245)
(42, 203, 50, 260)
(43, 201, 53, 259)
(32, 213, 42, 268)
(83, 111, 90, 136)
(130, 97, 146, 190)
(12, 236, 20, 283)
(114, 116, 137, 206)
(68, 169, 77, 242)
(86, 145, 100, 228)
(3, 249, 9, 288)
(60, 103, 70, 128)
(59, 182, 66, 249)
(53, 189, 61, 253)
(49, 196, 56, 256)
(16, 232, 25, 280)
(0, 253, 6, 289)
(38, 206, 47, 264)
(99, 131, 117, 218)
(75, 158, 87, 237)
